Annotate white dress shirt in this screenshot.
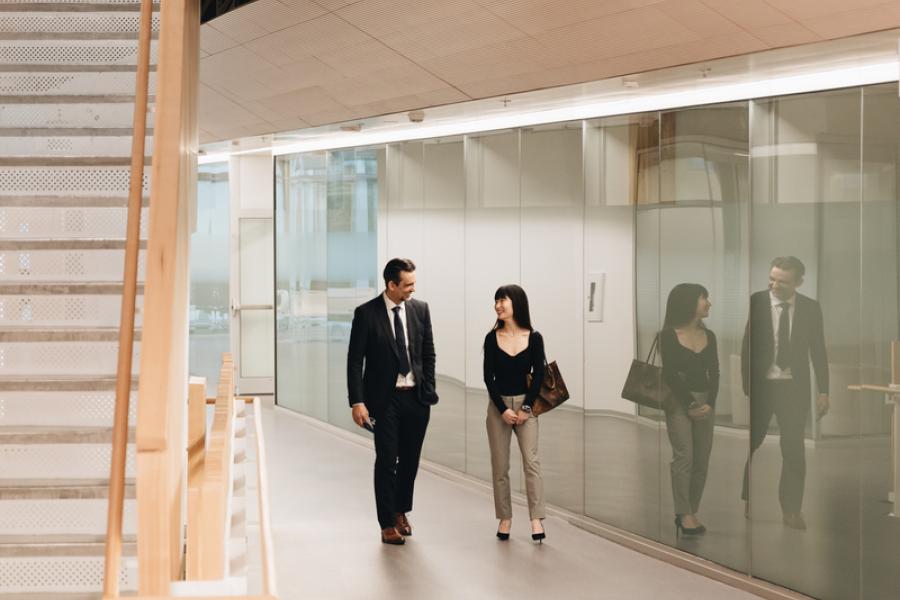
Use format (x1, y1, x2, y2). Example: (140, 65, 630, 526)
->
(766, 291, 795, 380)
(384, 293, 416, 388)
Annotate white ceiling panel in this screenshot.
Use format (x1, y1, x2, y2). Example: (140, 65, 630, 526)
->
(700, 0, 793, 29)
(276, 56, 346, 87)
(301, 105, 359, 126)
(317, 39, 413, 78)
(200, 24, 240, 54)
(472, 0, 665, 37)
(337, 0, 489, 39)
(244, 13, 372, 63)
(239, 0, 326, 31)
(803, 4, 900, 38)
(199, 0, 900, 143)
(257, 85, 347, 117)
(768, 0, 889, 21)
(751, 22, 820, 46)
(311, 0, 357, 10)
(657, 0, 742, 37)
(379, 14, 525, 61)
(535, 7, 700, 62)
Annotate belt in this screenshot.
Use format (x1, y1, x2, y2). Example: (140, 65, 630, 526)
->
(395, 386, 417, 392)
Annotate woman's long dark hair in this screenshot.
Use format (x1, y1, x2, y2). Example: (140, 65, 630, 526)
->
(492, 284, 533, 332)
(663, 283, 709, 329)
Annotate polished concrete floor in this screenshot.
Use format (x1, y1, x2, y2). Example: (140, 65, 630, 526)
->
(260, 405, 757, 600)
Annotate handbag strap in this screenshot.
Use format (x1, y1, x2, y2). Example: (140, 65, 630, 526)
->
(645, 332, 661, 365)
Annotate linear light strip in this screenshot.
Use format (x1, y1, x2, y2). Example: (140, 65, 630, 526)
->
(198, 59, 898, 164)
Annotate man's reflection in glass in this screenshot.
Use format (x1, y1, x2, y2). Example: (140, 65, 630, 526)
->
(740, 256, 830, 530)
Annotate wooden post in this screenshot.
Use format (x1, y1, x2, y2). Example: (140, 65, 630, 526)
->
(135, 0, 199, 594)
(185, 377, 206, 579)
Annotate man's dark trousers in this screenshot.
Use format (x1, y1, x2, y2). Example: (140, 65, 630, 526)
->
(741, 380, 810, 513)
(373, 387, 430, 529)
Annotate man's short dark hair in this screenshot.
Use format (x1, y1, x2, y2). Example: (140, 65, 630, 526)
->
(771, 256, 806, 280)
(383, 258, 416, 287)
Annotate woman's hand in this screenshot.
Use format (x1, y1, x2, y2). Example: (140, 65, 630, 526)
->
(502, 409, 518, 425)
(515, 409, 531, 425)
(687, 403, 712, 420)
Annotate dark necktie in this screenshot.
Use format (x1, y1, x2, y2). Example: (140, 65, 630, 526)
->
(392, 306, 410, 376)
(776, 302, 791, 369)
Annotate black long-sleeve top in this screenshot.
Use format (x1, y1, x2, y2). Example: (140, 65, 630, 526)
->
(483, 329, 546, 414)
(659, 327, 720, 409)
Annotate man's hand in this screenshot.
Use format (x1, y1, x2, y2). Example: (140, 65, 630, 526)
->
(688, 403, 712, 421)
(816, 393, 830, 420)
(352, 403, 371, 428)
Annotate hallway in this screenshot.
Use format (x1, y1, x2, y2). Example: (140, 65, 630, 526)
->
(261, 406, 757, 600)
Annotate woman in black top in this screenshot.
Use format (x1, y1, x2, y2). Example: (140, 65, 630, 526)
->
(483, 284, 546, 542)
(660, 283, 719, 537)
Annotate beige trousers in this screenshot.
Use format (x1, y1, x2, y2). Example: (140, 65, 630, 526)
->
(485, 394, 545, 520)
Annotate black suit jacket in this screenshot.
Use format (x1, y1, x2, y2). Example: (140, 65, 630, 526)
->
(346, 295, 439, 419)
(741, 290, 829, 400)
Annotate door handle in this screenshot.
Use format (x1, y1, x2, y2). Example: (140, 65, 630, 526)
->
(232, 303, 274, 315)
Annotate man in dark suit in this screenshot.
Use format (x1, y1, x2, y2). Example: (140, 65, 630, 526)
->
(347, 258, 439, 545)
(741, 256, 829, 530)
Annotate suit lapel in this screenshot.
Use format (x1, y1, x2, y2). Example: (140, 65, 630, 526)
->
(405, 301, 418, 360)
(761, 293, 775, 345)
(374, 297, 399, 359)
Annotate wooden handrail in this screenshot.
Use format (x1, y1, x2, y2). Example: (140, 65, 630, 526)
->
(103, 0, 154, 596)
(252, 398, 278, 597)
(194, 354, 235, 579)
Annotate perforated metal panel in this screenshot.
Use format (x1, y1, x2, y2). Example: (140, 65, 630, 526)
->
(0, 391, 137, 427)
(0, 250, 147, 281)
(0, 341, 140, 375)
(0, 207, 149, 238)
(0, 135, 153, 158)
(0, 556, 135, 594)
(0, 40, 158, 65)
(0, 103, 150, 129)
(0, 14, 160, 34)
(0, 294, 143, 327)
(0, 499, 136, 536)
(0, 71, 157, 96)
(0, 443, 135, 480)
(0, 166, 147, 196)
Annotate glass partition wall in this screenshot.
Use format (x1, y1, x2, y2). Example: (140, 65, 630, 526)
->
(189, 161, 230, 396)
(274, 84, 900, 600)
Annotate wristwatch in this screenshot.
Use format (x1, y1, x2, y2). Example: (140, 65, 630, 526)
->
(521, 405, 533, 413)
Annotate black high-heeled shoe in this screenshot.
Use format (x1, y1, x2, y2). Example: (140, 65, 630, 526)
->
(531, 523, 546, 543)
(674, 515, 706, 538)
(497, 520, 511, 541)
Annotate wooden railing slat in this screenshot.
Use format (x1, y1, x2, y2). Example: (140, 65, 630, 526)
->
(103, 0, 154, 596)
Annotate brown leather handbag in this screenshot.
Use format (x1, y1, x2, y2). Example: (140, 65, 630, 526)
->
(621, 334, 675, 411)
(528, 360, 570, 416)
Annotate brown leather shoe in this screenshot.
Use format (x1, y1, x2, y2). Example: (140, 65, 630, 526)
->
(395, 513, 412, 536)
(783, 512, 807, 530)
(381, 527, 405, 545)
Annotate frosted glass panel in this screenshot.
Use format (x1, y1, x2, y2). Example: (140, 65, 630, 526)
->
(240, 309, 274, 378)
(240, 218, 273, 306)
(190, 162, 230, 396)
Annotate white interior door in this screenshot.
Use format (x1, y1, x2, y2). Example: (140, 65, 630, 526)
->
(229, 155, 274, 394)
